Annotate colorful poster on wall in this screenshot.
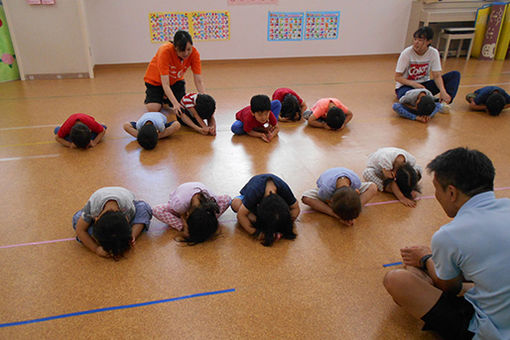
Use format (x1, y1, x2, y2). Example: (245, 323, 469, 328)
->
(149, 12, 189, 43)
(190, 11, 230, 41)
(304, 11, 340, 40)
(228, 0, 277, 4)
(268, 12, 304, 41)
(149, 11, 230, 43)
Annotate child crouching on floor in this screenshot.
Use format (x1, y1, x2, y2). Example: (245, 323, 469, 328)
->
(54, 113, 106, 149)
(231, 174, 300, 246)
(363, 147, 422, 208)
(272, 87, 307, 122)
(123, 111, 180, 150)
(466, 86, 510, 116)
(231, 94, 281, 143)
(302, 167, 377, 226)
(73, 187, 152, 260)
(392, 89, 441, 123)
(178, 92, 217, 135)
(303, 97, 353, 130)
(152, 182, 231, 245)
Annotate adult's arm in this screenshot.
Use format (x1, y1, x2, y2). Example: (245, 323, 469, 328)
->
(161, 75, 184, 114)
(431, 71, 451, 103)
(395, 72, 425, 89)
(193, 73, 206, 94)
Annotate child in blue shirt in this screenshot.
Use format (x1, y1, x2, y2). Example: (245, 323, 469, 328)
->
(466, 86, 510, 116)
(231, 174, 299, 246)
(123, 112, 181, 149)
(302, 167, 377, 226)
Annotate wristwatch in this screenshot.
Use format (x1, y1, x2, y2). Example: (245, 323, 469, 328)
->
(420, 254, 433, 271)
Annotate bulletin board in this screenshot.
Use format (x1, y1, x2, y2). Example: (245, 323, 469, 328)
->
(267, 12, 304, 41)
(304, 11, 340, 40)
(267, 11, 340, 41)
(149, 11, 230, 43)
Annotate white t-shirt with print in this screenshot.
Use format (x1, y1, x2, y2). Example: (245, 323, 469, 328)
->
(395, 46, 442, 89)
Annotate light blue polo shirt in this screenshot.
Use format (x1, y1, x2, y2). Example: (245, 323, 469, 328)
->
(431, 191, 510, 339)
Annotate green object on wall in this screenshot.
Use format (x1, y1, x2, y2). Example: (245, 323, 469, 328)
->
(0, 2, 20, 82)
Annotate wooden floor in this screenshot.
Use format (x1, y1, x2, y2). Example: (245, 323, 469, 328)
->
(0, 55, 509, 339)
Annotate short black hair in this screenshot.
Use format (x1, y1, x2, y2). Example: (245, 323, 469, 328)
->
(486, 92, 505, 116)
(427, 147, 494, 196)
(330, 186, 362, 221)
(255, 193, 296, 247)
(70, 122, 92, 149)
(395, 163, 422, 199)
(137, 124, 158, 150)
(250, 94, 271, 113)
(173, 30, 193, 52)
(280, 94, 301, 121)
(93, 211, 132, 260)
(413, 26, 434, 41)
(326, 106, 345, 129)
(195, 94, 216, 119)
(417, 95, 436, 116)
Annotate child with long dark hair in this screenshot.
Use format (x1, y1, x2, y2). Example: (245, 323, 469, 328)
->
(152, 182, 231, 245)
(231, 174, 300, 246)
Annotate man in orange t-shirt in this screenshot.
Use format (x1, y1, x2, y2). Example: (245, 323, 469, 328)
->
(144, 30, 205, 114)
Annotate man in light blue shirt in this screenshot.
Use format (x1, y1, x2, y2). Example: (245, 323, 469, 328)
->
(384, 147, 510, 339)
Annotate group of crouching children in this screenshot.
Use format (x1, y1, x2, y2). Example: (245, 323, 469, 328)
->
(52, 86, 508, 259)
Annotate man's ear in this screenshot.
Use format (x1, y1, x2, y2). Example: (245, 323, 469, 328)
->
(447, 184, 458, 202)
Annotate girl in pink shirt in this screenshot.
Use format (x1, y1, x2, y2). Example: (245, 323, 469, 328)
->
(153, 182, 231, 244)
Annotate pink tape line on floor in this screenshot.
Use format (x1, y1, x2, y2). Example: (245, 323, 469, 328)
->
(0, 238, 75, 249)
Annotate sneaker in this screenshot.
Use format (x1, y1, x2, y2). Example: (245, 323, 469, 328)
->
(439, 103, 450, 114)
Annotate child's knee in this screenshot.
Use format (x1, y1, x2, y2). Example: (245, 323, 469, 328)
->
(231, 120, 244, 134)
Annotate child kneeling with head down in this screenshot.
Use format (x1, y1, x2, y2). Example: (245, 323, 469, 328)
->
(465, 86, 510, 116)
(152, 182, 231, 245)
(392, 89, 440, 123)
(303, 97, 353, 130)
(302, 167, 377, 226)
(231, 94, 281, 143)
(363, 147, 422, 208)
(231, 174, 300, 246)
(72, 187, 152, 260)
(178, 93, 217, 135)
(123, 112, 181, 150)
(272, 87, 307, 122)
(54, 113, 107, 149)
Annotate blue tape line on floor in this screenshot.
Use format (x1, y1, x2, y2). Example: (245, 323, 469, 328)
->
(0, 288, 235, 328)
(383, 261, 403, 268)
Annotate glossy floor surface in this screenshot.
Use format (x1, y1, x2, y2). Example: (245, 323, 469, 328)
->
(0, 55, 509, 339)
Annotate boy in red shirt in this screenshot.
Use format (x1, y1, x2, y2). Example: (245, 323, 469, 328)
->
(231, 94, 281, 143)
(54, 113, 106, 149)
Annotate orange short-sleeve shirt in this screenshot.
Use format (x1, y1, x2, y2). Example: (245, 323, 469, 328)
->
(311, 98, 349, 119)
(144, 43, 202, 86)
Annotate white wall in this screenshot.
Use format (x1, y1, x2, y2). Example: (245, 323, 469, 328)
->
(84, 0, 412, 64)
(3, 0, 92, 78)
